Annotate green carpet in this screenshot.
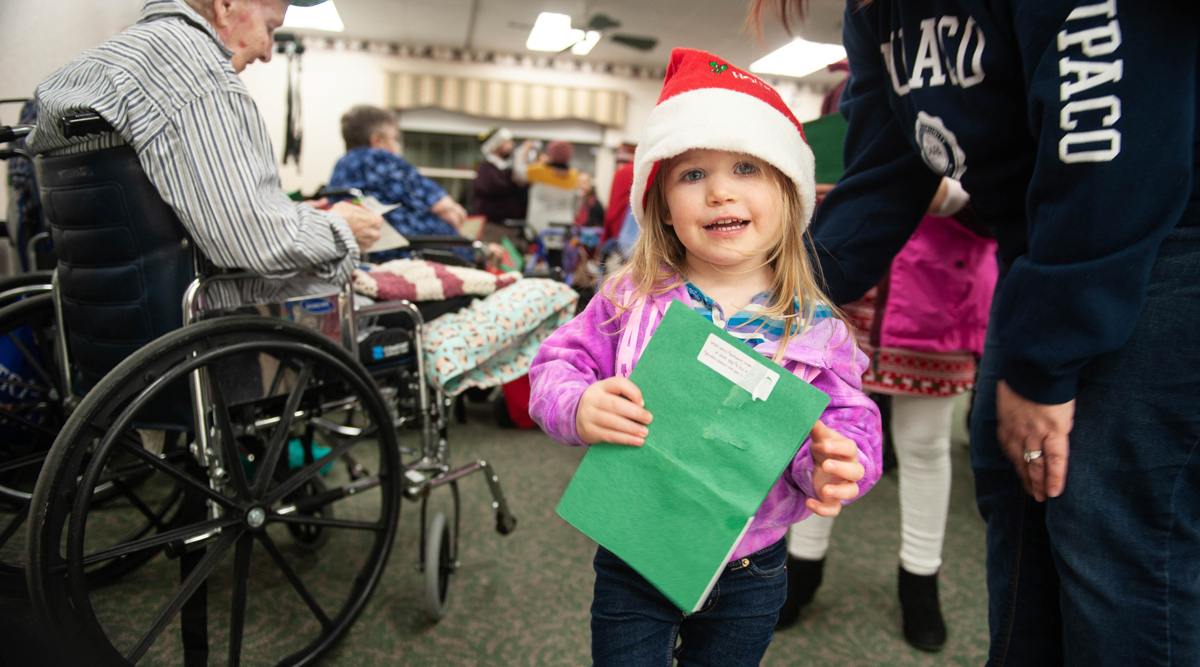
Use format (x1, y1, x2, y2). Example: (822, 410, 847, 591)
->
(320, 401, 989, 666)
(11, 398, 989, 665)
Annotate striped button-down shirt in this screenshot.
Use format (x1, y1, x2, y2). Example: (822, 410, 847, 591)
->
(27, 0, 358, 286)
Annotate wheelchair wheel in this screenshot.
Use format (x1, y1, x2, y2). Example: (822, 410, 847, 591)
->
(423, 511, 454, 621)
(0, 270, 53, 309)
(29, 316, 402, 666)
(0, 295, 188, 598)
(0, 293, 66, 595)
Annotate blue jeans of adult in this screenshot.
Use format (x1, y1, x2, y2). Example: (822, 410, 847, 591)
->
(972, 225, 1200, 666)
(591, 539, 787, 667)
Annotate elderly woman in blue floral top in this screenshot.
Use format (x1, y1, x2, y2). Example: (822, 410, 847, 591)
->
(328, 105, 471, 261)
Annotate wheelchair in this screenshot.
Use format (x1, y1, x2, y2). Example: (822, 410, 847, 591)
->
(2, 113, 518, 666)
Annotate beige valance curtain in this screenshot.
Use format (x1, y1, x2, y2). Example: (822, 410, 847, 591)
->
(388, 72, 628, 128)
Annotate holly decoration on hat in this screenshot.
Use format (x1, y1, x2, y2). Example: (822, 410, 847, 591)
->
(709, 61, 729, 74)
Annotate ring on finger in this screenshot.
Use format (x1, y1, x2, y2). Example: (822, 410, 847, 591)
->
(1023, 449, 1044, 463)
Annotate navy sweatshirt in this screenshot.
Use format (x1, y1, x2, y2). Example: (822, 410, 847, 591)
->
(811, 0, 1199, 404)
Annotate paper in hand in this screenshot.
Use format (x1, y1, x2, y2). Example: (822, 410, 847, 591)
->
(356, 196, 410, 254)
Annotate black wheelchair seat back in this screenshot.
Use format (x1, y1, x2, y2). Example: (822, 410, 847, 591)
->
(35, 145, 195, 407)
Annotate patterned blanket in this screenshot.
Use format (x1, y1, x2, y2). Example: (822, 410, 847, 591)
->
(353, 259, 520, 302)
(424, 279, 578, 396)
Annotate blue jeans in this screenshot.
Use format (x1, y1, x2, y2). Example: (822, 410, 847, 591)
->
(591, 539, 787, 667)
(972, 226, 1200, 666)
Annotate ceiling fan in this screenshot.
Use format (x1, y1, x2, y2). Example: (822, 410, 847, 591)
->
(585, 13, 658, 51)
(514, 11, 658, 54)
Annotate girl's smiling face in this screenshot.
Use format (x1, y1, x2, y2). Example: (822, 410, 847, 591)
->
(661, 148, 783, 276)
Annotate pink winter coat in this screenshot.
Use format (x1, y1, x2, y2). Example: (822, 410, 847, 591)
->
(876, 214, 998, 356)
(528, 276, 883, 562)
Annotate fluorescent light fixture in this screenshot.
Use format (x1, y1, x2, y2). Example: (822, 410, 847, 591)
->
(571, 30, 602, 55)
(283, 1, 344, 32)
(749, 38, 847, 78)
(527, 12, 584, 52)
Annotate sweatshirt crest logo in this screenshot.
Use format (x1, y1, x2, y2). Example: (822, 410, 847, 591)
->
(915, 112, 967, 179)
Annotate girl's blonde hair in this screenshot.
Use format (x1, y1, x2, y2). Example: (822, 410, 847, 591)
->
(604, 157, 851, 362)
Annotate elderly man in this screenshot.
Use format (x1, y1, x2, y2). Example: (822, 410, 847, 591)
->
(27, 0, 382, 286)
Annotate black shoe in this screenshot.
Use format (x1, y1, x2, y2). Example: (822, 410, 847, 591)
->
(898, 566, 946, 652)
(776, 556, 824, 629)
(870, 394, 898, 473)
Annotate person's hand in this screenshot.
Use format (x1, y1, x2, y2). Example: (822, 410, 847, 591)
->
(575, 377, 653, 446)
(304, 197, 329, 209)
(329, 201, 383, 253)
(996, 380, 1075, 502)
(431, 195, 466, 229)
(807, 420, 865, 517)
(927, 178, 951, 215)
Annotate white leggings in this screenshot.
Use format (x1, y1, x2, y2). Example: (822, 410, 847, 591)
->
(788, 394, 957, 576)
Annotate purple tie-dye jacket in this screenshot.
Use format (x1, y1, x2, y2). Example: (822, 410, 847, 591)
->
(529, 276, 883, 562)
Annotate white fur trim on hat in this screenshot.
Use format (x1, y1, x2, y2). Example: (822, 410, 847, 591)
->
(631, 88, 816, 230)
(480, 127, 514, 156)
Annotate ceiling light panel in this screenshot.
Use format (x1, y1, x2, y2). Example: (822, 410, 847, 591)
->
(749, 38, 847, 78)
(571, 30, 601, 55)
(526, 12, 584, 52)
(283, 1, 345, 32)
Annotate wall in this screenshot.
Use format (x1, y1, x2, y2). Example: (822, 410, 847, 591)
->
(0, 0, 143, 214)
(0, 1, 831, 213)
(242, 45, 829, 206)
(239, 45, 672, 204)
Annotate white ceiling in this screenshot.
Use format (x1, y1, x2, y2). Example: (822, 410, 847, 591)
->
(291, 0, 849, 84)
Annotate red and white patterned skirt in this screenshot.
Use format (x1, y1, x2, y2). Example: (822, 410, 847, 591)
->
(843, 288, 978, 398)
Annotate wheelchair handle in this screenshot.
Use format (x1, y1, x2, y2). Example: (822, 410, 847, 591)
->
(60, 112, 115, 138)
(0, 124, 32, 143)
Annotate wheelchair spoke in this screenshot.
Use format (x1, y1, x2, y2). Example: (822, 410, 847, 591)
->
(94, 448, 187, 486)
(0, 376, 50, 395)
(0, 503, 29, 549)
(125, 529, 239, 665)
(263, 426, 377, 506)
(255, 531, 332, 630)
(269, 513, 383, 531)
(117, 439, 238, 512)
(208, 379, 251, 501)
(110, 478, 169, 532)
(0, 405, 60, 438)
(72, 517, 239, 570)
(0, 449, 48, 475)
(228, 532, 253, 667)
(5, 330, 54, 389)
(252, 360, 314, 498)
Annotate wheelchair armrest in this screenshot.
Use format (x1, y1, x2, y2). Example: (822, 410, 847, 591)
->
(314, 187, 364, 200)
(60, 112, 114, 138)
(354, 298, 425, 327)
(404, 235, 477, 248)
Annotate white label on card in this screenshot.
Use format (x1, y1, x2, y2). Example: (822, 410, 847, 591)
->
(696, 334, 779, 401)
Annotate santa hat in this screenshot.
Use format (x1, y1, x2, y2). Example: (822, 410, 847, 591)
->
(632, 48, 816, 229)
(479, 126, 513, 156)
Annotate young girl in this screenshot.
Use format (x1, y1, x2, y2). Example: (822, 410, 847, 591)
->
(529, 48, 882, 666)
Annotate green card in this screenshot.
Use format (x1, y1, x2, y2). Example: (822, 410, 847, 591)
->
(556, 300, 830, 612)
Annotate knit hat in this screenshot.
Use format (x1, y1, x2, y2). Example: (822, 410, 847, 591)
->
(631, 48, 816, 229)
(546, 141, 574, 165)
(479, 127, 514, 156)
